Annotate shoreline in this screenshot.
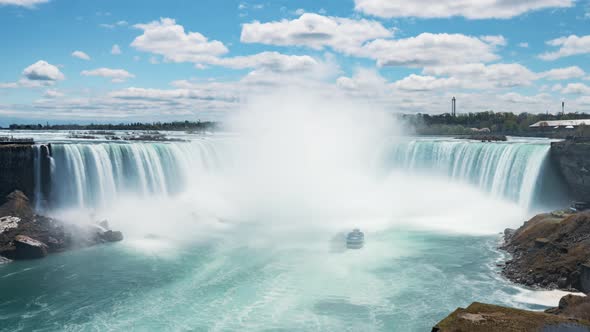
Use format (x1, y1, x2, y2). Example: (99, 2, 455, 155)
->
(434, 209, 590, 331)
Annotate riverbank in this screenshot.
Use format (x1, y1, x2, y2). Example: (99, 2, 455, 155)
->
(434, 210, 590, 331)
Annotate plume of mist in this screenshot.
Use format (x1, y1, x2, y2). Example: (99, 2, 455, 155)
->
(50, 82, 530, 251)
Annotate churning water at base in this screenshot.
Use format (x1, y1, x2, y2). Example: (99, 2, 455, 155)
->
(0, 227, 557, 331)
(1, 135, 565, 331)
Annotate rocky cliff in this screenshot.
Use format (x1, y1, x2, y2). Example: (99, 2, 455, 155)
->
(501, 211, 590, 293)
(551, 139, 590, 202)
(0, 145, 35, 205)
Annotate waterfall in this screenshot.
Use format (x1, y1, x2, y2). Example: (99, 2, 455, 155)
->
(44, 137, 552, 210)
(49, 140, 221, 209)
(383, 138, 551, 208)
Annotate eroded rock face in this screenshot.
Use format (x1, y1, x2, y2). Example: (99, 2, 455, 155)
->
(551, 140, 590, 202)
(0, 145, 34, 206)
(13, 235, 48, 259)
(501, 212, 590, 291)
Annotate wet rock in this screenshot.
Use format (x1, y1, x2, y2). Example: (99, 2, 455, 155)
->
(101, 230, 123, 242)
(0, 191, 124, 262)
(0, 256, 11, 264)
(501, 212, 590, 292)
(504, 228, 516, 241)
(14, 235, 48, 259)
(0, 216, 20, 233)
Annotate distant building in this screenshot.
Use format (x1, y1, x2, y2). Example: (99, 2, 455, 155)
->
(530, 119, 590, 130)
(451, 97, 456, 117)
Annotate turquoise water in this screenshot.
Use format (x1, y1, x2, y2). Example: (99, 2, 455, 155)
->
(0, 135, 564, 331)
(0, 227, 535, 331)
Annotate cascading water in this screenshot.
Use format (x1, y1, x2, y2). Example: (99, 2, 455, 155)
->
(46, 137, 552, 211)
(383, 138, 551, 209)
(49, 140, 221, 208)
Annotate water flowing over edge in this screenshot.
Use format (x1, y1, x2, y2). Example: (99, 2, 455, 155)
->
(34, 137, 552, 211)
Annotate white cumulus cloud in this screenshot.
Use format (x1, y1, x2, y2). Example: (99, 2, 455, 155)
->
(362, 33, 501, 67)
(539, 66, 586, 80)
(131, 18, 322, 73)
(23, 60, 65, 81)
(561, 83, 590, 94)
(131, 18, 228, 63)
(422, 63, 538, 88)
(539, 35, 590, 60)
(81, 68, 135, 83)
(71, 50, 91, 60)
(241, 13, 392, 54)
(0, 0, 49, 8)
(393, 74, 461, 91)
(353, 0, 574, 19)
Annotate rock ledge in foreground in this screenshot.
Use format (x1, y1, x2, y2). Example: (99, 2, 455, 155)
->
(433, 302, 590, 332)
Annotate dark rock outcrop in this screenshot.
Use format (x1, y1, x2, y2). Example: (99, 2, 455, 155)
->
(0, 145, 35, 205)
(101, 230, 124, 242)
(551, 140, 590, 202)
(433, 301, 590, 332)
(13, 235, 48, 259)
(501, 212, 590, 292)
(0, 191, 124, 262)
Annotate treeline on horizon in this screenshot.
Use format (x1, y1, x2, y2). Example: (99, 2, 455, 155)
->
(400, 111, 590, 136)
(4, 120, 219, 132)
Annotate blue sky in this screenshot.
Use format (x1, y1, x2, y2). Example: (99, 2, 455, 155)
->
(0, 0, 589, 125)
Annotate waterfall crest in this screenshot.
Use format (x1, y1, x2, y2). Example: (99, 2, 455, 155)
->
(384, 138, 550, 208)
(49, 140, 220, 208)
(45, 138, 551, 210)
